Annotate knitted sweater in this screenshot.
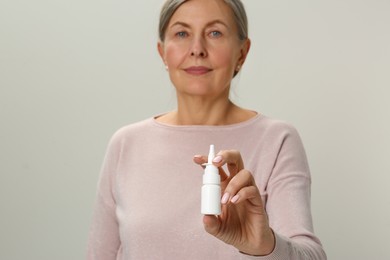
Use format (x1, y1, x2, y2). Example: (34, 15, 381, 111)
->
(87, 114, 326, 259)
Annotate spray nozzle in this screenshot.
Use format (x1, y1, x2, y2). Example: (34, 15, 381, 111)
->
(202, 144, 220, 184)
(207, 144, 215, 164)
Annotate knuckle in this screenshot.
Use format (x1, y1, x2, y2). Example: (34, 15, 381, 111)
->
(218, 149, 241, 158)
(217, 149, 228, 156)
(239, 186, 259, 200)
(225, 169, 254, 193)
(241, 169, 254, 182)
(226, 177, 240, 192)
(231, 149, 241, 156)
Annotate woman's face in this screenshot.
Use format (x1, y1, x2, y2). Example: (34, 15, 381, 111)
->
(158, 0, 250, 98)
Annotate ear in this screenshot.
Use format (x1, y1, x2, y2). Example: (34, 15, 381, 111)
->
(157, 41, 165, 61)
(157, 41, 169, 69)
(237, 38, 251, 66)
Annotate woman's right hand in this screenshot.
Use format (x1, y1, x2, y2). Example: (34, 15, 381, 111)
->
(193, 149, 275, 256)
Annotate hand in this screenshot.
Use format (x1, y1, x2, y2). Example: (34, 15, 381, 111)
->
(193, 150, 275, 256)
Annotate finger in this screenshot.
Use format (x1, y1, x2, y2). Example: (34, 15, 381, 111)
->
(193, 155, 229, 181)
(218, 167, 229, 182)
(229, 185, 263, 208)
(193, 155, 207, 165)
(212, 150, 244, 177)
(203, 215, 221, 237)
(221, 169, 254, 204)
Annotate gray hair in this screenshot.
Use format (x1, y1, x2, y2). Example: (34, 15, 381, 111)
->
(158, 0, 248, 42)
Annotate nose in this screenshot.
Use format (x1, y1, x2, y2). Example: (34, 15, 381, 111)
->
(190, 37, 207, 58)
(191, 50, 206, 57)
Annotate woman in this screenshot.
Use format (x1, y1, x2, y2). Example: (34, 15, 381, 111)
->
(87, 0, 327, 259)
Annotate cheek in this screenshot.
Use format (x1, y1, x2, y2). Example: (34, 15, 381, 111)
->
(163, 43, 187, 66)
(210, 44, 240, 69)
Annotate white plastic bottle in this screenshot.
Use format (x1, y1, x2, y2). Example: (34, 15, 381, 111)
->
(201, 145, 221, 215)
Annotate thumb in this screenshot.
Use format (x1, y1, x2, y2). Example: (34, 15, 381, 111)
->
(203, 215, 221, 236)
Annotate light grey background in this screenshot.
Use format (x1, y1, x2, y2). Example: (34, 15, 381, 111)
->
(1, 0, 389, 259)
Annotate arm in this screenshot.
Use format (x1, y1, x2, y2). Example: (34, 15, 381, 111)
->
(86, 135, 122, 260)
(256, 125, 326, 259)
(193, 125, 327, 259)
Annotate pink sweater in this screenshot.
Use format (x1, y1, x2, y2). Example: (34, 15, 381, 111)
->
(87, 114, 326, 259)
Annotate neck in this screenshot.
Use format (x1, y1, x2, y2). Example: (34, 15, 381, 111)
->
(174, 96, 236, 125)
(156, 92, 256, 126)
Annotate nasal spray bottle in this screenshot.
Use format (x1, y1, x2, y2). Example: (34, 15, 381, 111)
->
(201, 145, 221, 215)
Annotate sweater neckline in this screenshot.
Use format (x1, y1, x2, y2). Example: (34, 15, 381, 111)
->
(151, 112, 264, 131)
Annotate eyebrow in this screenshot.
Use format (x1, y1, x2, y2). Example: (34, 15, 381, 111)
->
(169, 19, 229, 30)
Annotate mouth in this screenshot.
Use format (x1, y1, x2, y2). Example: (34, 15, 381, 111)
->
(184, 66, 212, 76)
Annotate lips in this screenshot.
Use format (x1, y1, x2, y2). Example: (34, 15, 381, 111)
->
(184, 66, 212, 75)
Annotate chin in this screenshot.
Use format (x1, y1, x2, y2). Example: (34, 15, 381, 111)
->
(176, 83, 218, 96)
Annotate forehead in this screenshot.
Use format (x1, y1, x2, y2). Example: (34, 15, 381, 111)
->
(169, 0, 235, 27)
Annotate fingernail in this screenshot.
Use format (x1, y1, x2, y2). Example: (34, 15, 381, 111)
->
(213, 155, 222, 163)
(194, 155, 202, 158)
(221, 193, 230, 204)
(231, 195, 240, 204)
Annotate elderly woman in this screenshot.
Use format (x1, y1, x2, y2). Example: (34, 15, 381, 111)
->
(87, 0, 327, 259)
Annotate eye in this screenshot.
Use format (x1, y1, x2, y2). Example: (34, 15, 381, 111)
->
(209, 31, 222, 38)
(176, 31, 188, 38)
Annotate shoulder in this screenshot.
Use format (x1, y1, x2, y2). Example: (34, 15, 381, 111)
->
(253, 115, 301, 138)
(250, 115, 307, 157)
(106, 117, 154, 148)
(113, 118, 153, 136)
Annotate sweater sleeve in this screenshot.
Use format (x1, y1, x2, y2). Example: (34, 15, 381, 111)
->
(242, 124, 327, 259)
(86, 133, 122, 260)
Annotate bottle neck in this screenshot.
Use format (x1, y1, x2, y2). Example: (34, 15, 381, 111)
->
(203, 164, 220, 184)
